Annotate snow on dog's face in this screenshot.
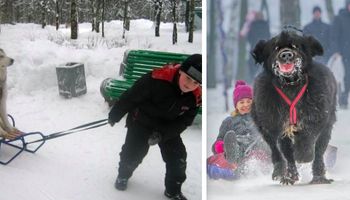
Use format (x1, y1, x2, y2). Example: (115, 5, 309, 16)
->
(0, 49, 14, 68)
(252, 31, 323, 83)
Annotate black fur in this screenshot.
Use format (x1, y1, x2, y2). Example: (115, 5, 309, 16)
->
(251, 30, 337, 185)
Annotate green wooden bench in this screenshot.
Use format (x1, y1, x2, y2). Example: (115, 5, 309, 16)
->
(100, 50, 202, 119)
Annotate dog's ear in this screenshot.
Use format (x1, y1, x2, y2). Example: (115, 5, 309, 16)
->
(305, 36, 323, 57)
(251, 40, 267, 64)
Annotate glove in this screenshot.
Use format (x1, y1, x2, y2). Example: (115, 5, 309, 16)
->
(148, 131, 162, 146)
(213, 140, 224, 154)
(108, 117, 116, 127)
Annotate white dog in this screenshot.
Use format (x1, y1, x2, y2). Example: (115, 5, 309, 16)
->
(0, 49, 21, 140)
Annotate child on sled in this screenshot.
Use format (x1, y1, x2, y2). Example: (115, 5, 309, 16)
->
(207, 80, 270, 180)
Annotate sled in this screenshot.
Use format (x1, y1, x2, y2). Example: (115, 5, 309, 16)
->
(0, 115, 108, 165)
(0, 132, 45, 165)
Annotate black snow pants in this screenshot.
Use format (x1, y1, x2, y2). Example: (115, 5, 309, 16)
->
(118, 120, 187, 194)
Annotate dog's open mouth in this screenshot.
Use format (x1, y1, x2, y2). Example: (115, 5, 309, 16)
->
(273, 58, 302, 78)
(279, 62, 295, 73)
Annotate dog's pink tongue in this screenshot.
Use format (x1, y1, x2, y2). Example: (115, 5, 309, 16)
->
(279, 63, 294, 73)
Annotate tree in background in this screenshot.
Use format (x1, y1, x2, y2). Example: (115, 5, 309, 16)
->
(207, 0, 216, 88)
(325, 0, 334, 22)
(237, 0, 248, 83)
(185, 0, 189, 32)
(40, 0, 48, 28)
(188, 0, 194, 43)
(123, 0, 130, 31)
(280, 0, 300, 28)
(0, 0, 15, 24)
(70, 0, 78, 39)
(122, 0, 130, 39)
(154, 0, 162, 37)
(55, 0, 59, 30)
(171, 0, 178, 44)
(102, 0, 105, 37)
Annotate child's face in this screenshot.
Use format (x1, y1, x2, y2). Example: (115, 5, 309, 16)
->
(236, 98, 252, 115)
(178, 71, 200, 93)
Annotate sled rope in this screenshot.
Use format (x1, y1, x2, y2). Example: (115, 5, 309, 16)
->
(26, 119, 108, 144)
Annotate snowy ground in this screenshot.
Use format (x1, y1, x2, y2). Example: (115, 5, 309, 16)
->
(207, 84, 350, 200)
(0, 21, 202, 200)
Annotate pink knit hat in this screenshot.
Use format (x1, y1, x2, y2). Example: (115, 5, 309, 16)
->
(233, 80, 253, 107)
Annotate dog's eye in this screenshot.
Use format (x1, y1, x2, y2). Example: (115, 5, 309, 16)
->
(275, 46, 279, 51)
(291, 44, 297, 49)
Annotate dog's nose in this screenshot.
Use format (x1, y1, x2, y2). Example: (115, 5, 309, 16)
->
(279, 50, 294, 61)
(9, 58, 14, 65)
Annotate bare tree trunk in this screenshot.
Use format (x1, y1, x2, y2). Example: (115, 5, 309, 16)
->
(325, 0, 334, 22)
(95, 0, 102, 33)
(71, 0, 78, 39)
(237, 0, 248, 81)
(280, 0, 300, 28)
(91, 0, 96, 31)
(188, 0, 195, 43)
(122, 0, 130, 39)
(154, 0, 162, 37)
(102, 0, 105, 37)
(123, 0, 130, 31)
(185, 0, 190, 32)
(41, 0, 47, 28)
(56, 0, 60, 30)
(172, 0, 178, 45)
(207, 0, 216, 88)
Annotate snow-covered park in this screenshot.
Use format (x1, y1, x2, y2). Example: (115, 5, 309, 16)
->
(0, 20, 202, 200)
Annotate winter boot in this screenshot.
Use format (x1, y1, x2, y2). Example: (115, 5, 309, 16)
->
(164, 190, 188, 200)
(114, 177, 128, 191)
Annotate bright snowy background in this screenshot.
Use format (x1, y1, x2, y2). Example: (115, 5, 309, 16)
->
(0, 20, 202, 200)
(208, 0, 350, 200)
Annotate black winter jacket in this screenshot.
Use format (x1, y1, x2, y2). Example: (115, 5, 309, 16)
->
(109, 64, 201, 142)
(330, 9, 350, 58)
(247, 19, 271, 49)
(303, 19, 331, 60)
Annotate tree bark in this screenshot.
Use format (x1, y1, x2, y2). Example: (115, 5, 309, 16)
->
(102, 0, 105, 37)
(71, 0, 78, 39)
(41, 0, 47, 28)
(237, 0, 248, 80)
(188, 0, 195, 43)
(280, 0, 300, 28)
(91, 0, 96, 31)
(154, 0, 162, 37)
(123, 0, 130, 32)
(185, 0, 190, 32)
(95, 0, 102, 33)
(56, 0, 60, 30)
(207, 0, 216, 88)
(172, 0, 178, 44)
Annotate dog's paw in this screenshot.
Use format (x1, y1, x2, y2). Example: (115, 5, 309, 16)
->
(280, 176, 297, 185)
(280, 168, 299, 185)
(310, 176, 334, 184)
(272, 162, 286, 181)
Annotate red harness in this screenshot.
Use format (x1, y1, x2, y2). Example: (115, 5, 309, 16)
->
(274, 80, 308, 125)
